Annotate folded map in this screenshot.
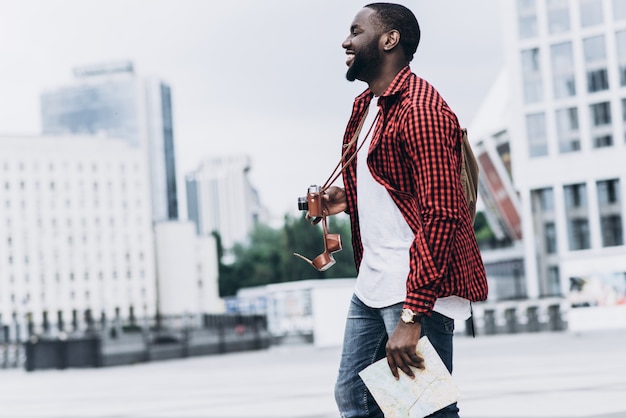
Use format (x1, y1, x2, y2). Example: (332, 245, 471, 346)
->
(358, 336, 461, 418)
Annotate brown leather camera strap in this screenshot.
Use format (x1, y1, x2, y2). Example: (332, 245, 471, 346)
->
(321, 107, 380, 192)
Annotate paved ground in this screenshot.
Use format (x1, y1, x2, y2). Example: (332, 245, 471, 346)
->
(1, 329, 625, 418)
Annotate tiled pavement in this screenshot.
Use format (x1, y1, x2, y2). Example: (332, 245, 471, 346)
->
(1, 329, 625, 418)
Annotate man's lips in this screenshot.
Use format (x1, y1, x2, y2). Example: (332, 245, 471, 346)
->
(345, 51, 355, 66)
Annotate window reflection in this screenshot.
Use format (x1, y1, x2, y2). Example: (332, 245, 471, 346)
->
(551, 42, 576, 98)
(556, 107, 580, 153)
(518, 0, 538, 39)
(590, 102, 613, 148)
(547, 0, 570, 34)
(583, 35, 609, 93)
(526, 112, 548, 157)
(580, 0, 604, 27)
(522, 48, 543, 103)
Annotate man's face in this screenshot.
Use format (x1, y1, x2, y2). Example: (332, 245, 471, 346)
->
(342, 8, 382, 83)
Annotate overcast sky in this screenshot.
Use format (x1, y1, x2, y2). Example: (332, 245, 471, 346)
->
(0, 0, 504, 221)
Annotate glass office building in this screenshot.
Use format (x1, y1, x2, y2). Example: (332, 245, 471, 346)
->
(185, 155, 263, 262)
(41, 62, 178, 222)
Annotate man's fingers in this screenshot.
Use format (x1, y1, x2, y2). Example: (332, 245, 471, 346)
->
(398, 353, 416, 379)
(388, 353, 416, 380)
(407, 353, 425, 370)
(387, 350, 425, 380)
(387, 355, 400, 380)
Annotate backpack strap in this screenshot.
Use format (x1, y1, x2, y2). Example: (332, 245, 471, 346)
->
(460, 128, 479, 222)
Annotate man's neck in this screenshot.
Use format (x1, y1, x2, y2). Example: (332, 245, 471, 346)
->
(367, 61, 408, 96)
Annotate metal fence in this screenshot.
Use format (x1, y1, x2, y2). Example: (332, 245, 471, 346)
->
(0, 313, 269, 372)
(1, 324, 25, 369)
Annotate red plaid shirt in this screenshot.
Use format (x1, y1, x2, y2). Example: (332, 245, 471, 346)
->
(342, 66, 488, 314)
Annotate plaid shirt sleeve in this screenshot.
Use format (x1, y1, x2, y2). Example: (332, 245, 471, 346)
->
(400, 104, 462, 314)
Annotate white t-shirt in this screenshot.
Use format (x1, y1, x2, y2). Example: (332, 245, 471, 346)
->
(353, 100, 471, 321)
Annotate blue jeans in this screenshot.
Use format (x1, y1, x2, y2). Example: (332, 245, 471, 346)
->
(334, 294, 459, 418)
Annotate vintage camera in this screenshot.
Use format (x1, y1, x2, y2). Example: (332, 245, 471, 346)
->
(297, 185, 324, 217)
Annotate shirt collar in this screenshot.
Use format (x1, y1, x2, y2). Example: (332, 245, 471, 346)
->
(354, 65, 412, 104)
(379, 65, 412, 98)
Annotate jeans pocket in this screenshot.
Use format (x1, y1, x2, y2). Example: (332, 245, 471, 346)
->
(441, 315, 455, 334)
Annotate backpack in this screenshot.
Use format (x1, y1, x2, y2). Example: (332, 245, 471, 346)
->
(460, 128, 479, 222)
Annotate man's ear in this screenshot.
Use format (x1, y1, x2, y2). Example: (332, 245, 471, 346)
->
(381, 29, 400, 52)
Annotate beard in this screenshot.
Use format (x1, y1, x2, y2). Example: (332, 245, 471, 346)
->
(346, 39, 381, 82)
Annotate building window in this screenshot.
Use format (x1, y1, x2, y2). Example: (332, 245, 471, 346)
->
(593, 135, 612, 147)
(546, 266, 561, 296)
(537, 187, 554, 212)
(600, 215, 624, 246)
(564, 183, 591, 251)
(580, 0, 604, 27)
(617, 31, 626, 86)
(526, 112, 548, 157)
(521, 48, 543, 103)
(592, 101, 612, 123)
(547, 0, 570, 33)
(568, 219, 591, 250)
(544, 222, 557, 254)
(584, 36, 609, 93)
(590, 102, 613, 148)
(556, 107, 580, 153)
(615, 0, 626, 20)
(619, 98, 626, 140)
(597, 179, 623, 247)
(598, 178, 620, 205)
(518, 0, 538, 39)
(551, 42, 576, 98)
(532, 188, 558, 261)
(565, 183, 587, 208)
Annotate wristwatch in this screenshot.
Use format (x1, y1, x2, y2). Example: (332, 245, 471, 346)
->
(401, 308, 422, 324)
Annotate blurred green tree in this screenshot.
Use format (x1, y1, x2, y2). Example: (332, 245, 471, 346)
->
(216, 214, 357, 297)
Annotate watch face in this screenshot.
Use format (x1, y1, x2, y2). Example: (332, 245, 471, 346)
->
(401, 309, 414, 323)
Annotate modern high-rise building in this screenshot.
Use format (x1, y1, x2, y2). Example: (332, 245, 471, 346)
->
(502, 0, 626, 299)
(0, 135, 156, 333)
(185, 155, 264, 261)
(40, 61, 178, 223)
(468, 70, 527, 301)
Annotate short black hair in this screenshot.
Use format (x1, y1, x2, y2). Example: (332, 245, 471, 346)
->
(364, 3, 421, 61)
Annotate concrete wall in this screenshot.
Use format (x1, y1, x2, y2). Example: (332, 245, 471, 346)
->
(154, 222, 197, 315)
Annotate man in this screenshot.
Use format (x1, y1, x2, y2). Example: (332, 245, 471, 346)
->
(319, 3, 488, 417)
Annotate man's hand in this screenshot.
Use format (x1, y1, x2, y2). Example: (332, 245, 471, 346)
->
(386, 321, 424, 380)
(306, 186, 347, 223)
(322, 186, 348, 215)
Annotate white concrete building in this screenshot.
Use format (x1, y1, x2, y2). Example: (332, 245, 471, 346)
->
(0, 135, 156, 331)
(41, 61, 179, 223)
(503, 0, 626, 299)
(185, 155, 264, 260)
(153, 221, 223, 316)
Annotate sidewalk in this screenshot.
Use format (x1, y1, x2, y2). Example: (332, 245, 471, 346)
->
(1, 330, 625, 418)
